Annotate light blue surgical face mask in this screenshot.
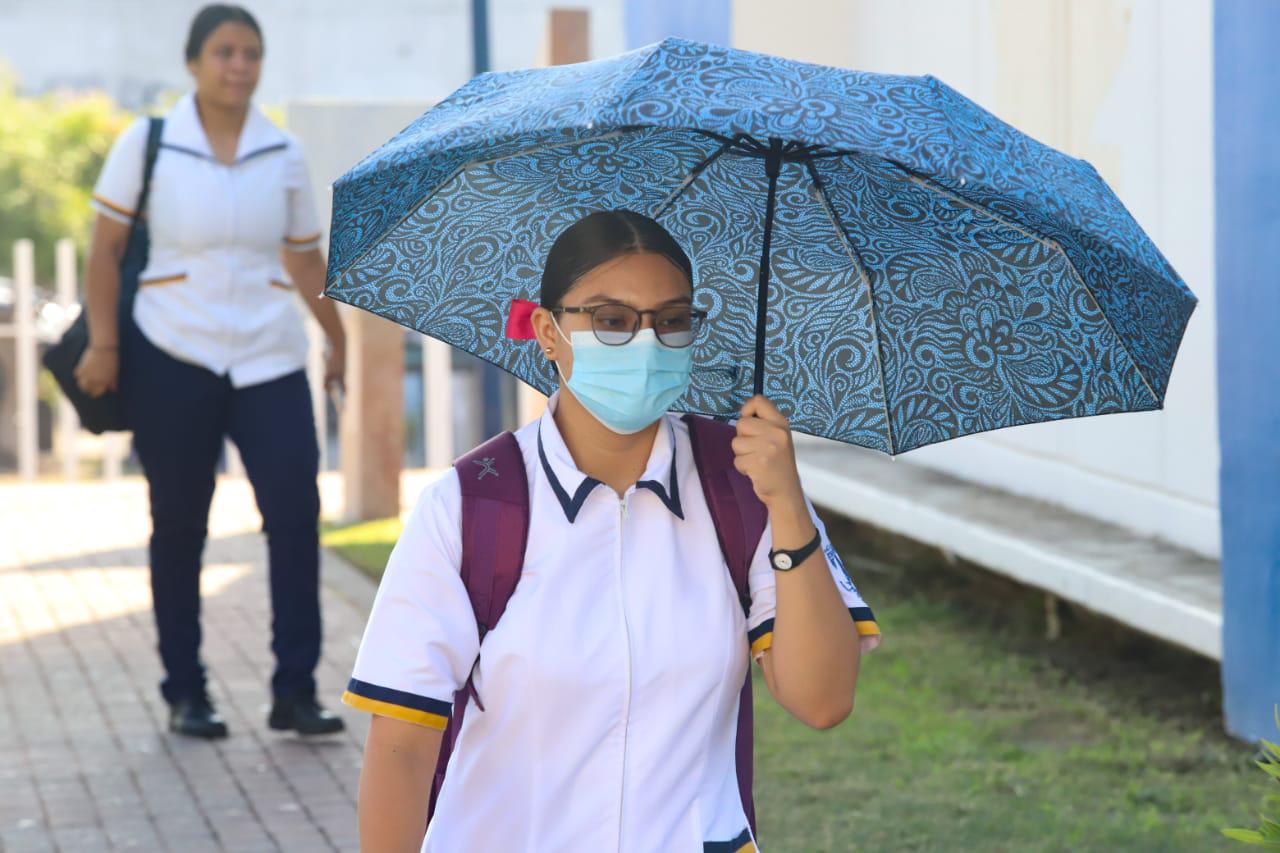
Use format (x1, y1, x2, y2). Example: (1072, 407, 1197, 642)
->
(552, 318, 693, 435)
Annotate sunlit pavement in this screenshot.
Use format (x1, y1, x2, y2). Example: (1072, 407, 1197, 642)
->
(0, 474, 400, 852)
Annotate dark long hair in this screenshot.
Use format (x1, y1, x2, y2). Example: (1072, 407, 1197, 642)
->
(185, 4, 263, 61)
(540, 210, 694, 309)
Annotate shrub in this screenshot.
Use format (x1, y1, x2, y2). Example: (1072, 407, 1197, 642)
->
(1224, 707, 1280, 848)
(0, 67, 132, 284)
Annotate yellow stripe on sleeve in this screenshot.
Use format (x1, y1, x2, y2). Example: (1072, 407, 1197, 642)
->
(340, 690, 449, 730)
(283, 232, 322, 246)
(754, 621, 878, 664)
(139, 273, 187, 288)
(750, 631, 773, 660)
(93, 194, 135, 218)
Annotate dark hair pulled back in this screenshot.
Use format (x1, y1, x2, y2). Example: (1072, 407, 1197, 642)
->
(185, 4, 263, 62)
(540, 209, 693, 309)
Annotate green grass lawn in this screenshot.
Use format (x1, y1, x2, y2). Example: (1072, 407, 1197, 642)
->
(323, 512, 1266, 852)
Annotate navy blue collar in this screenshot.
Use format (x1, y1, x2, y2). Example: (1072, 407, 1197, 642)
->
(161, 92, 290, 165)
(536, 413, 683, 523)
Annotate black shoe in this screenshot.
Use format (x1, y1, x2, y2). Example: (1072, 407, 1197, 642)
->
(268, 694, 346, 736)
(169, 693, 229, 739)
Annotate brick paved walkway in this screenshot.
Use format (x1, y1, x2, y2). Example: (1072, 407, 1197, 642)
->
(0, 475, 395, 852)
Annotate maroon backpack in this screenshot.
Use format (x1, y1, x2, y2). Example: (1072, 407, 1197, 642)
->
(431, 413, 769, 835)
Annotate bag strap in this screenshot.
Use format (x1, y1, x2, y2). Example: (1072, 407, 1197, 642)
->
(125, 118, 164, 245)
(683, 413, 769, 838)
(683, 413, 768, 606)
(429, 430, 530, 824)
(119, 117, 164, 311)
(455, 430, 530, 637)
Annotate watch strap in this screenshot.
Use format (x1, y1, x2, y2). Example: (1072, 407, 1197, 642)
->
(768, 530, 822, 571)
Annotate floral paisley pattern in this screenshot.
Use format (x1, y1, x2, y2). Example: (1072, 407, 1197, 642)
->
(326, 37, 1196, 454)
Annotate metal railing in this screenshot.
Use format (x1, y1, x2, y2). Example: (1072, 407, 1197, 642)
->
(1, 238, 332, 480)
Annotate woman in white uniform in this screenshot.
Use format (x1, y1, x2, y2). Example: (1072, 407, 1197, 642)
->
(344, 210, 882, 850)
(75, 4, 346, 739)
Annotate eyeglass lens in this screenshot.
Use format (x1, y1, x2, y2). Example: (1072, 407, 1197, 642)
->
(591, 304, 697, 348)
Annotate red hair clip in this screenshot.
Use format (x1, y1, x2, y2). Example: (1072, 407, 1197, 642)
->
(505, 298, 539, 340)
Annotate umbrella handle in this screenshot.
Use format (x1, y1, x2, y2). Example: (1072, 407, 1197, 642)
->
(753, 139, 784, 398)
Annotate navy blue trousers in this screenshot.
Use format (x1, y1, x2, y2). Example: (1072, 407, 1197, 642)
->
(124, 327, 322, 705)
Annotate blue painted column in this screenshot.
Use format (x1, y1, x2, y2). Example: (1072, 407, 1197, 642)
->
(624, 0, 730, 49)
(1215, 0, 1280, 743)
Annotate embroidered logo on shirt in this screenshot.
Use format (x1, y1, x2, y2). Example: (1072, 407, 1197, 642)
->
(474, 457, 500, 480)
(825, 542, 857, 594)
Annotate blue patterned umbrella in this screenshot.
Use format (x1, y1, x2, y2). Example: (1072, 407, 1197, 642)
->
(324, 37, 1197, 454)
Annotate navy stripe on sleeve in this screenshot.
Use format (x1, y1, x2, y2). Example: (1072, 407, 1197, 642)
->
(345, 678, 452, 717)
(747, 618, 775, 646)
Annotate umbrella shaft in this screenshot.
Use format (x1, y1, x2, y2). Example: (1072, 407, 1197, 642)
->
(753, 139, 784, 398)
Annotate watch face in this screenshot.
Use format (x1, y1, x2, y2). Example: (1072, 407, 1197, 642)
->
(773, 553, 793, 570)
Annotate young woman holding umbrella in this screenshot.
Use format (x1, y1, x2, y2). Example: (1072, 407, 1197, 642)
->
(76, 4, 346, 738)
(344, 209, 881, 851)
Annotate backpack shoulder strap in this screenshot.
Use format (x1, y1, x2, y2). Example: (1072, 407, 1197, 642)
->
(429, 430, 529, 825)
(682, 413, 769, 839)
(455, 430, 530, 636)
(683, 413, 768, 607)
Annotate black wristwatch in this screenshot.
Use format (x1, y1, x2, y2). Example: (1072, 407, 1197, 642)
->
(768, 530, 822, 571)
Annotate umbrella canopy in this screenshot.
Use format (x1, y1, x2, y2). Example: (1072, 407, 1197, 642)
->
(324, 37, 1197, 454)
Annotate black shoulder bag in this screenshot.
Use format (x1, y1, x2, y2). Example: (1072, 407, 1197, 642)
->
(43, 116, 164, 434)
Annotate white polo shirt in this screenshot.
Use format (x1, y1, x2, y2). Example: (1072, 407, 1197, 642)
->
(91, 93, 322, 387)
(344, 393, 881, 852)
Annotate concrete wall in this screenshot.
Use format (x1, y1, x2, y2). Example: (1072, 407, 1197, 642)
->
(731, 0, 1220, 559)
(0, 0, 625, 108)
(624, 0, 729, 48)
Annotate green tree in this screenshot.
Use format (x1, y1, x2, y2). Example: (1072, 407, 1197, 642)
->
(0, 67, 133, 285)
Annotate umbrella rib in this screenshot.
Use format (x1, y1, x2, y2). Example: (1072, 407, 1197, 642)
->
(690, 129, 757, 150)
(883, 159, 1162, 408)
(802, 158, 897, 457)
(652, 139, 736, 220)
(689, 129, 865, 161)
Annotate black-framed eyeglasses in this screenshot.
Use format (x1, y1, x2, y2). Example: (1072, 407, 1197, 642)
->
(554, 302, 708, 348)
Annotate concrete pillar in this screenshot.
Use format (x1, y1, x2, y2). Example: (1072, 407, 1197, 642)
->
(549, 8, 590, 64)
(14, 240, 37, 481)
(424, 338, 455, 468)
(340, 304, 404, 521)
(102, 435, 126, 480)
(55, 239, 79, 480)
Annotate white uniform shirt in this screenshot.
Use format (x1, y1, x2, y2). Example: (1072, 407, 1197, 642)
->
(344, 393, 881, 852)
(92, 93, 322, 387)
